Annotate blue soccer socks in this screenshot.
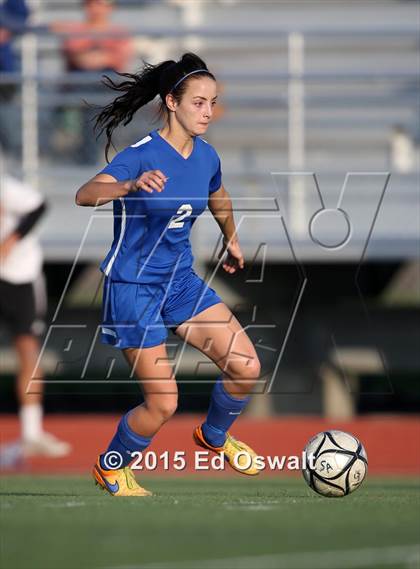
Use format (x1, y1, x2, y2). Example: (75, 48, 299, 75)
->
(99, 411, 152, 470)
(99, 379, 251, 470)
(202, 376, 250, 447)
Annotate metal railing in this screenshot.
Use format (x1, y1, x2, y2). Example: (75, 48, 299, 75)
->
(3, 26, 417, 181)
(0, 24, 418, 261)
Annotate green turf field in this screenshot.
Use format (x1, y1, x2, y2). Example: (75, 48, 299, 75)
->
(1, 476, 419, 569)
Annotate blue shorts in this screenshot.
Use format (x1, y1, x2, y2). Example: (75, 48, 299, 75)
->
(101, 269, 222, 349)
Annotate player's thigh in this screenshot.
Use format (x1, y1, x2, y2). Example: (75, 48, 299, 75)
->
(175, 302, 260, 380)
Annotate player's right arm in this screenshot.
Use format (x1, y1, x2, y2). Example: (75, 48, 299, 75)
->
(75, 170, 167, 207)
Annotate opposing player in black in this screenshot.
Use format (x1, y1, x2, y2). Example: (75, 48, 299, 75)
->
(0, 173, 70, 459)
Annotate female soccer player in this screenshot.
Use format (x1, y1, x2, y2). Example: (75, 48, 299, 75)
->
(75, 53, 261, 496)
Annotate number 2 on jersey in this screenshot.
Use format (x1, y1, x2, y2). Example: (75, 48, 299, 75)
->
(168, 203, 193, 229)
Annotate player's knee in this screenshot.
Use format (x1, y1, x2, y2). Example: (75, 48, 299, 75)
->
(244, 357, 261, 381)
(230, 356, 261, 383)
(225, 357, 261, 396)
(152, 397, 178, 423)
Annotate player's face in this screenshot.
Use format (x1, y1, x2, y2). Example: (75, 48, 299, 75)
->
(84, 0, 114, 19)
(175, 77, 218, 136)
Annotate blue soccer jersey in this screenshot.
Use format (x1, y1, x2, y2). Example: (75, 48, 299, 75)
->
(99, 129, 222, 284)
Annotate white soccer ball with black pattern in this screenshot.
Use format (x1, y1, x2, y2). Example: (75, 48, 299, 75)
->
(302, 430, 368, 497)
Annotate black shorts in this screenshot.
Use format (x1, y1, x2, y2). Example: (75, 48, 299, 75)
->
(0, 276, 47, 337)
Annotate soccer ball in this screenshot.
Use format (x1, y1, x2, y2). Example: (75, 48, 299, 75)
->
(302, 430, 368, 497)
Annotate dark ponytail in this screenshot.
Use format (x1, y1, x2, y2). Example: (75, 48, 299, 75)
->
(94, 52, 215, 162)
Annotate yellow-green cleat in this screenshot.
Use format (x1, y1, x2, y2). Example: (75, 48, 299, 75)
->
(193, 425, 260, 476)
(92, 457, 152, 497)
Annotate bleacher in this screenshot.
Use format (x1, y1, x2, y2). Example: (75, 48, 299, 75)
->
(3, 0, 419, 262)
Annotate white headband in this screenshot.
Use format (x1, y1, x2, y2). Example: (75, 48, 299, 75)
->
(171, 69, 209, 92)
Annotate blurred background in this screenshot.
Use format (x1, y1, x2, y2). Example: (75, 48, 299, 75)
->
(0, 0, 419, 473)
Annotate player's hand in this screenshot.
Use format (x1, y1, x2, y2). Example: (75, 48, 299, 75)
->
(124, 170, 168, 194)
(218, 237, 244, 274)
(0, 234, 18, 261)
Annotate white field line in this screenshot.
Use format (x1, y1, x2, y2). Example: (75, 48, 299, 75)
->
(222, 504, 278, 511)
(43, 501, 86, 508)
(106, 544, 420, 569)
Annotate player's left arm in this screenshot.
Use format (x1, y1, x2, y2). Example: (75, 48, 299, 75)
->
(208, 184, 244, 274)
(0, 200, 48, 261)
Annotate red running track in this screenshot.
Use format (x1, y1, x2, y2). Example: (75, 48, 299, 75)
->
(1, 414, 419, 476)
